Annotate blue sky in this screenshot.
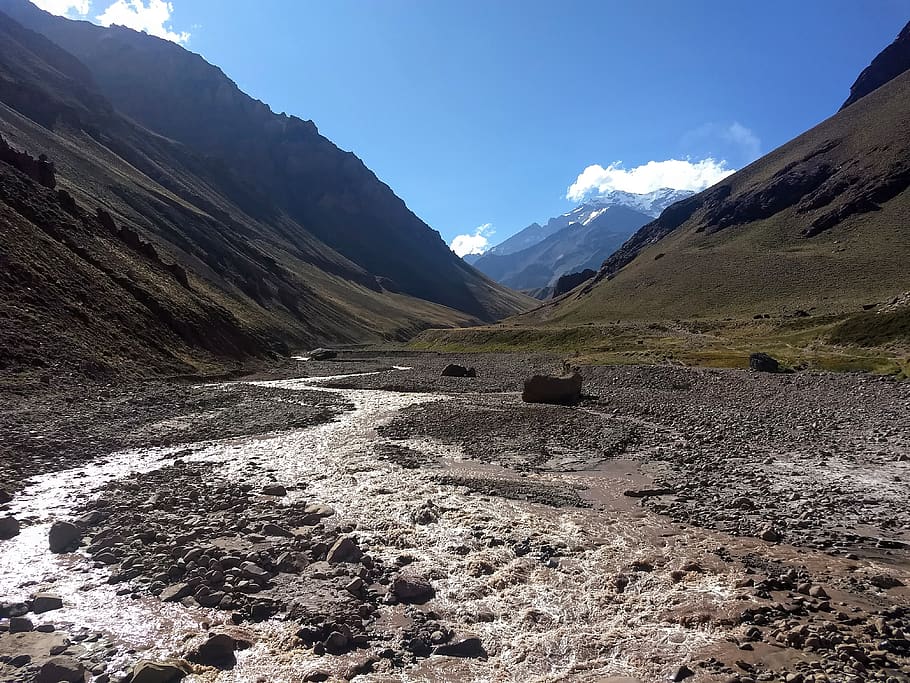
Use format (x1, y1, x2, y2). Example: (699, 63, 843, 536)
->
(33, 0, 910, 254)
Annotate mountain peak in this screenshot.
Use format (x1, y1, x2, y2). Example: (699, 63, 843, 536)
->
(841, 21, 910, 110)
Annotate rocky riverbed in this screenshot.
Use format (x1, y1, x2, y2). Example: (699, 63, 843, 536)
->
(1, 352, 908, 682)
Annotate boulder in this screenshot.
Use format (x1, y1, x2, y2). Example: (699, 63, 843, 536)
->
(433, 636, 487, 658)
(392, 575, 435, 604)
(309, 348, 337, 361)
(240, 561, 269, 581)
(31, 593, 64, 613)
(261, 523, 293, 537)
(188, 633, 240, 668)
(441, 363, 476, 377)
(130, 660, 192, 683)
(9, 616, 34, 632)
(261, 484, 287, 497)
(0, 488, 11, 504)
(0, 515, 20, 539)
(36, 656, 86, 683)
(324, 630, 350, 655)
(326, 536, 363, 564)
(159, 583, 192, 602)
(749, 352, 780, 373)
(521, 373, 583, 405)
(48, 521, 81, 553)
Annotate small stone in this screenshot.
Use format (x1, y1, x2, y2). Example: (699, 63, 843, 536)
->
(32, 593, 64, 613)
(0, 489, 11, 504)
(324, 631, 349, 654)
(392, 575, 435, 604)
(130, 659, 192, 683)
(759, 526, 781, 543)
(327, 536, 363, 564)
(36, 656, 86, 683)
(159, 583, 191, 602)
(0, 515, 20, 539)
(240, 562, 269, 581)
(48, 521, 81, 553)
(671, 665, 695, 681)
(433, 636, 487, 658)
(808, 585, 829, 599)
(9, 616, 34, 632)
(261, 523, 293, 538)
(189, 633, 238, 668)
(10, 654, 31, 667)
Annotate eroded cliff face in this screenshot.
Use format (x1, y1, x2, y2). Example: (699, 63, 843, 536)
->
(841, 21, 910, 109)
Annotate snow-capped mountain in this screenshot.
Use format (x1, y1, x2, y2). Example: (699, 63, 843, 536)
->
(468, 188, 693, 297)
(482, 187, 693, 259)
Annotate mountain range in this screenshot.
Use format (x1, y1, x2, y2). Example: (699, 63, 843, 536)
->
(468, 188, 692, 296)
(0, 0, 531, 382)
(524, 21, 910, 328)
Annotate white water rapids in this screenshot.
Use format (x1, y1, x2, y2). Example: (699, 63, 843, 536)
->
(1, 371, 743, 682)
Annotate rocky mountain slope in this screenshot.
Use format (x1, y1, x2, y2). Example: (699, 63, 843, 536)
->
(841, 22, 910, 109)
(0, 5, 530, 385)
(0, 0, 532, 323)
(471, 204, 653, 295)
(524, 22, 910, 325)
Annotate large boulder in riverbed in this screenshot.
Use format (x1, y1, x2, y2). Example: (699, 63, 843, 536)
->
(433, 635, 488, 658)
(392, 574, 435, 604)
(326, 536, 363, 563)
(188, 631, 251, 668)
(130, 660, 192, 683)
(309, 348, 337, 361)
(522, 373, 583, 405)
(0, 515, 20, 539)
(441, 364, 476, 378)
(31, 593, 64, 613)
(36, 656, 87, 683)
(749, 352, 780, 373)
(48, 521, 81, 553)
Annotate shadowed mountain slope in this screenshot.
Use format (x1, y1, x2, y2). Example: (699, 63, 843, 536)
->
(841, 22, 910, 109)
(520, 31, 910, 326)
(0, 8, 530, 384)
(1, 0, 531, 322)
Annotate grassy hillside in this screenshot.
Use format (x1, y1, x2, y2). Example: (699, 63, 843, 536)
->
(527, 67, 909, 325)
(416, 27, 910, 375)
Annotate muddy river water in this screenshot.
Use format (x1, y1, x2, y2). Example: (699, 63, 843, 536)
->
(2, 371, 755, 682)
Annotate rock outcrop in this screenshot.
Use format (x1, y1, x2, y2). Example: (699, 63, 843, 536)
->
(842, 22, 910, 109)
(522, 373, 583, 405)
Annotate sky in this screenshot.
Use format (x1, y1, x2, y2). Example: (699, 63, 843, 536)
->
(31, 0, 910, 256)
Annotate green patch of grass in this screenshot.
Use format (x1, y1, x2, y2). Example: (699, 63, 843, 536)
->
(829, 309, 910, 346)
(413, 314, 909, 379)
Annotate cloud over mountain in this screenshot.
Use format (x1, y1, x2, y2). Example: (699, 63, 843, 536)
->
(96, 0, 189, 43)
(566, 158, 735, 202)
(29, 0, 190, 43)
(451, 223, 495, 257)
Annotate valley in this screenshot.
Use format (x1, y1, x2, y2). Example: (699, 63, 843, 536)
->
(1, 2, 909, 682)
(1, 353, 908, 683)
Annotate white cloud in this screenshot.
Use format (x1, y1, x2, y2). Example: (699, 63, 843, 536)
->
(681, 122, 762, 166)
(722, 122, 761, 162)
(96, 0, 190, 43)
(30, 0, 90, 16)
(566, 158, 734, 202)
(450, 223, 494, 257)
